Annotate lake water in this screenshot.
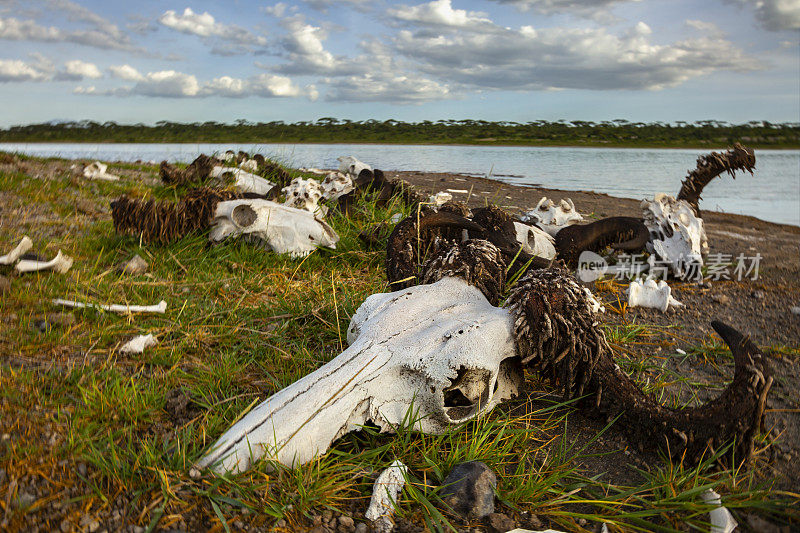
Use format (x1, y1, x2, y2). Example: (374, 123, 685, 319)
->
(2, 142, 798, 226)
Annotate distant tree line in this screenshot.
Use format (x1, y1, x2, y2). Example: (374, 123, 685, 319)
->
(0, 119, 797, 148)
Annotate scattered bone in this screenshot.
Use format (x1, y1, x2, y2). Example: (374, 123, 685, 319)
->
(116, 254, 148, 275)
(282, 177, 327, 217)
(239, 159, 258, 172)
(15, 250, 73, 274)
(792, 306, 800, 315)
(522, 197, 583, 236)
(196, 277, 522, 472)
(513, 221, 556, 260)
(446, 189, 468, 194)
(0, 236, 33, 265)
(82, 161, 119, 181)
(583, 287, 605, 314)
(365, 460, 407, 533)
(337, 155, 371, 178)
(120, 334, 158, 354)
(626, 278, 684, 312)
(299, 167, 328, 175)
(320, 172, 354, 199)
(210, 199, 339, 258)
(223, 150, 235, 162)
(641, 193, 707, 279)
(52, 299, 167, 314)
(210, 166, 275, 195)
(427, 191, 453, 208)
(700, 489, 737, 533)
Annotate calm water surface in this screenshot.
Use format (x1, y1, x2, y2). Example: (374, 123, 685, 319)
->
(2, 142, 798, 226)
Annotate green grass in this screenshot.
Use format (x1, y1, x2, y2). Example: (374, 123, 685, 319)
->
(0, 154, 797, 532)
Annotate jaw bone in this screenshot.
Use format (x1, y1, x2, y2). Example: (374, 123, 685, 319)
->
(209, 199, 339, 258)
(641, 193, 707, 279)
(195, 276, 523, 473)
(0, 236, 33, 265)
(16, 250, 73, 274)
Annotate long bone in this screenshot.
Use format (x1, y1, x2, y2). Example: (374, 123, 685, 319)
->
(16, 250, 73, 274)
(0, 236, 33, 265)
(53, 299, 167, 314)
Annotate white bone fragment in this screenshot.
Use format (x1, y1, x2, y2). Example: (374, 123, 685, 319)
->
(299, 167, 328, 175)
(582, 287, 605, 314)
(445, 189, 468, 194)
(239, 159, 258, 172)
(701, 489, 737, 533)
(522, 197, 583, 236)
(641, 193, 707, 279)
(210, 199, 339, 258)
(792, 306, 800, 315)
(390, 213, 403, 224)
(196, 277, 523, 472)
(211, 166, 275, 195)
(320, 172, 354, 199)
(120, 334, 158, 354)
(82, 161, 119, 181)
(223, 150, 235, 162)
(0, 236, 33, 265)
(282, 177, 327, 217)
(52, 299, 167, 314)
(15, 250, 73, 274)
(427, 192, 453, 208)
(337, 155, 372, 177)
(626, 278, 684, 312)
(513, 221, 556, 260)
(365, 460, 407, 533)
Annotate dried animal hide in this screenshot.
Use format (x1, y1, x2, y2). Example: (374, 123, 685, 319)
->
(159, 155, 218, 186)
(111, 187, 240, 244)
(677, 144, 755, 218)
(506, 268, 771, 465)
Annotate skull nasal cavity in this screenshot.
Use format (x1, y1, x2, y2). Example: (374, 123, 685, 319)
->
(232, 204, 258, 228)
(443, 367, 492, 421)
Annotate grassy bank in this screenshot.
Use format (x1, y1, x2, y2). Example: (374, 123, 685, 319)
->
(0, 154, 797, 532)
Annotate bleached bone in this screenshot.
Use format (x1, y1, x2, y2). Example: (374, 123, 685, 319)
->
(513, 221, 556, 260)
(0, 236, 33, 265)
(641, 193, 707, 279)
(82, 161, 119, 181)
(223, 150, 235, 162)
(211, 166, 276, 195)
(427, 191, 453, 208)
(366, 460, 407, 533)
(120, 334, 158, 354)
(210, 199, 339, 258)
(16, 250, 73, 274)
(582, 287, 605, 314)
(299, 167, 328, 176)
(700, 489, 737, 533)
(239, 159, 258, 172)
(196, 276, 523, 472)
(320, 172, 354, 199)
(52, 299, 167, 314)
(282, 177, 327, 217)
(337, 155, 372, 177)
(521, 197, 583, 236)
(626, 278, 684, 312)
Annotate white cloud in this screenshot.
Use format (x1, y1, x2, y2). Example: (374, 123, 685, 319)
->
(725, 0, 800, 31)
(263, 3, 289, 17)
(489, 0, 639, 17)
(109, 64, 144, 81)
(391, 20, 760, 92)
(158, 8, 267, 53)
(389, 0, 493, 28)
(56, 59, 102, 80)
(325, 73, 451, 103)
(274, 16, 341, 74)
(0, 58, 50, 82)
(132, 70, 201, 97)
(304, 0, 372, 13)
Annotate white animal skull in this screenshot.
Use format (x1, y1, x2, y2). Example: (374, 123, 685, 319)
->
(513, 222, 557, 260)
(337, 155, 372, 178)
(282, 177, 327, 217)
(82, 161, 119, 181)
(209, 199, 339, 258)
(196, 276, 524, 473)
(641, 193, 707, 280)
(427, 192, 454, 209)
(211, 166, 276, 196)
(522, 197, 583, 236)
(626, 278, 684, 312)
(320, 172, 354, 199)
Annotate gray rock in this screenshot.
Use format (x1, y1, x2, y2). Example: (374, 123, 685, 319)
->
(486, 513, 515, 533)
(354, 524, 368, 533)
(14, 491, 37, 509)
(439, 461, 497, 519)
(0, 275, 10, 295)
(117, 255, 148, 275)
(751, 290, 765, 299)
(711, 294, 730, 305)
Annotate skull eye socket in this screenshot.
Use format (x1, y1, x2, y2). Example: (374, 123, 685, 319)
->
(231, 204, 257, 228)
(443, 367, 492, 421)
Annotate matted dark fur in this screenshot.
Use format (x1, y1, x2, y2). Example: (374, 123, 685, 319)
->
(554, 216, 649, 267)
(160, 154, 217, 186)
(505, 268, 772, 465)
(111, 187, 240, 244)
(677, 143, 756, 217)
(421, 239, 506, 306)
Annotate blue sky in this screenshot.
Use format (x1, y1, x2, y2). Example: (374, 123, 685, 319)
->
(0, 0, 798, 126)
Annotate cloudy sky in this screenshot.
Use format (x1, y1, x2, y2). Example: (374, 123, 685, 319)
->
(0, 0, 798, 126)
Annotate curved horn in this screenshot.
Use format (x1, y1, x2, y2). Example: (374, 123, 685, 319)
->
(554, 216, 649, 267)
(677, 143, 755, 217)
(506, 268, 771, 465)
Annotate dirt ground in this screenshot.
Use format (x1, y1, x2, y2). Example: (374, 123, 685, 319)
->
(393, 169, 800, 496)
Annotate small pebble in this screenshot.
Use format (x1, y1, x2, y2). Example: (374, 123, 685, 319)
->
(751, 290, 765, 299)
(439, 461, 497, 519)
(338, 516, 354, 528)
(117, 255, 148, 275)
(354, 524, 368, 533)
